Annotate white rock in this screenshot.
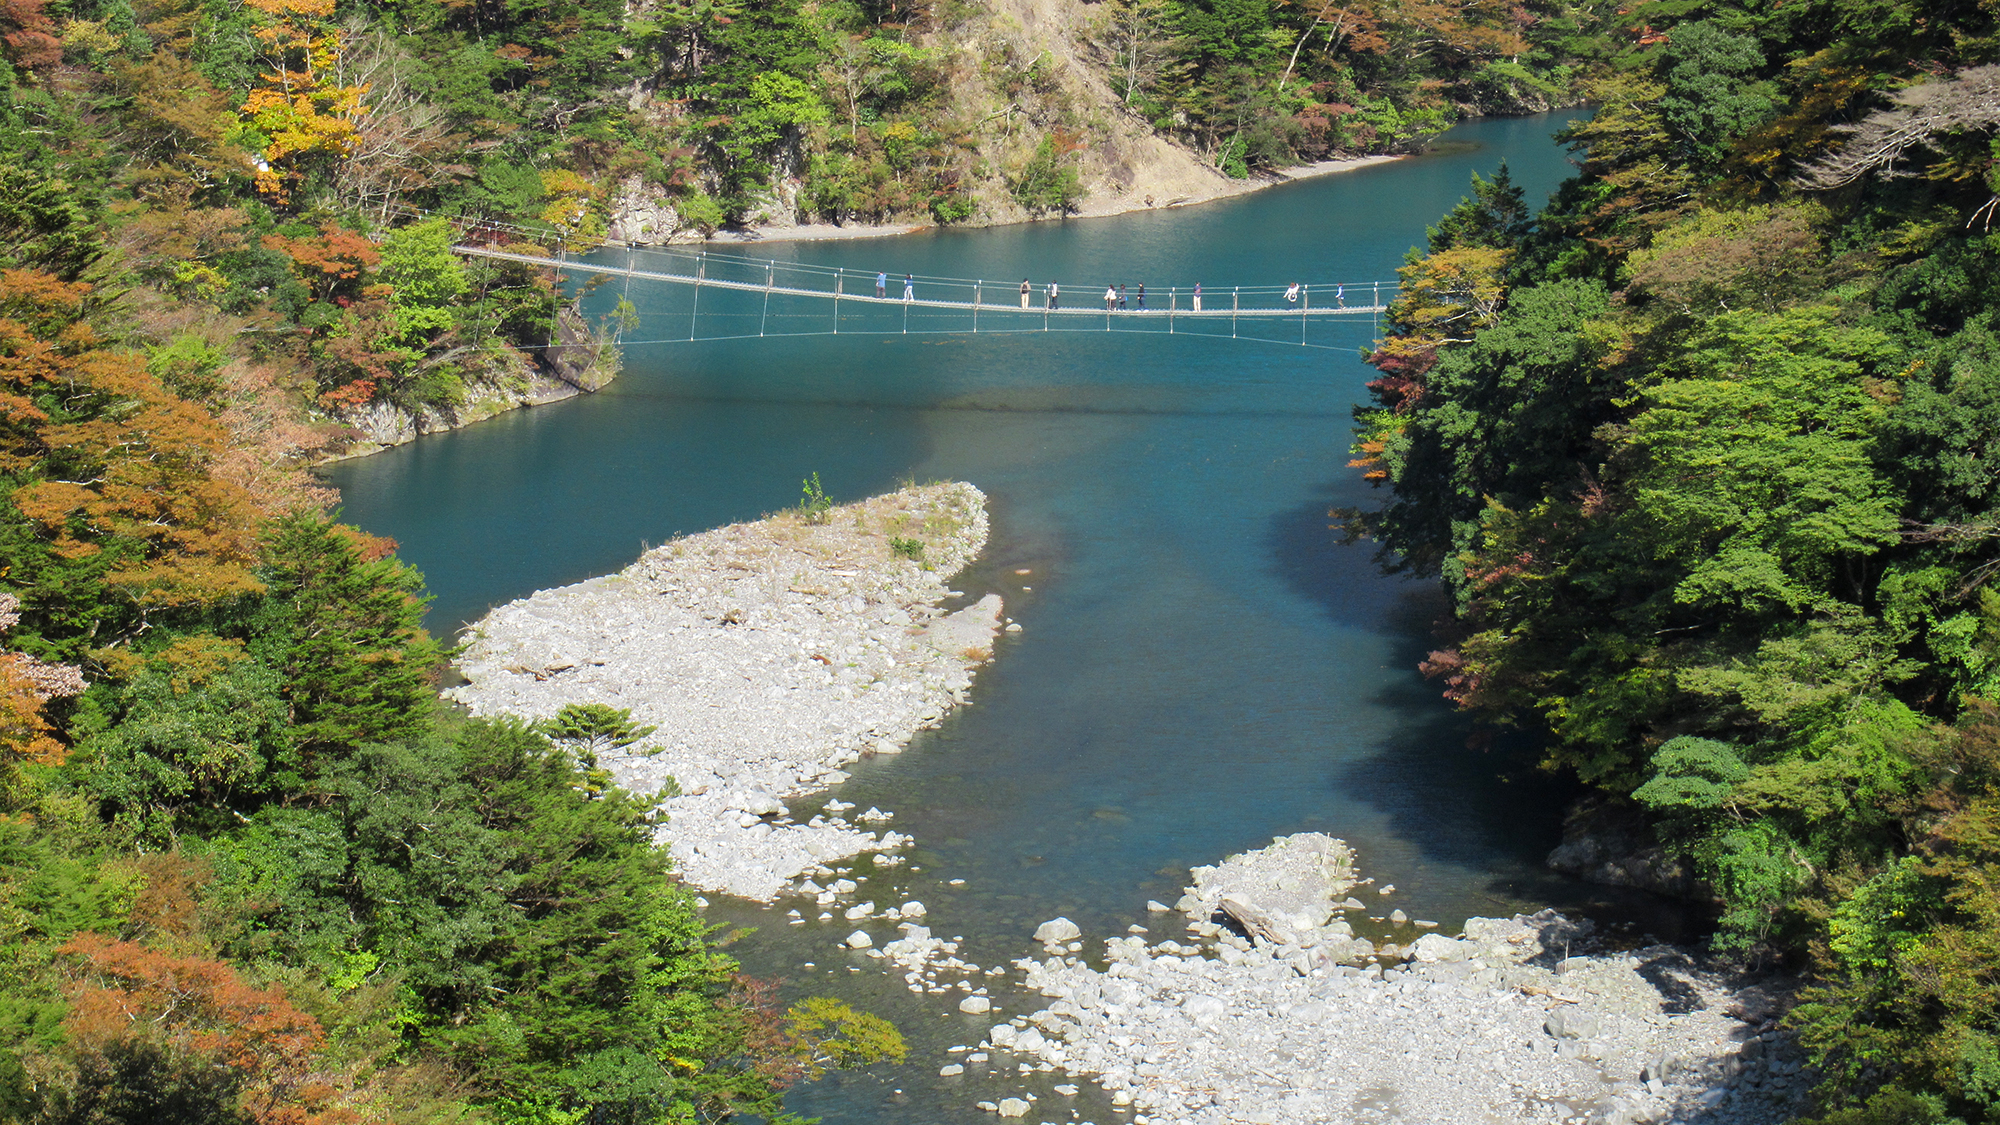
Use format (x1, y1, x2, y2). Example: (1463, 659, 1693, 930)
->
(845, 930, 873, 949)
(1181, 994, 1228, 1019)
(902, 900, 927, 917)
(996, 1098, 1030, 1118)
(1409, 934, 1472, 963)
(960, 995, 993, 1014)
(1035, 917, 1082, 944)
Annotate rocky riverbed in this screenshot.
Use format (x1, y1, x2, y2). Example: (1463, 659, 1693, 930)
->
(938, 835, 1804, 1125)
(448, 482, 1003, 899)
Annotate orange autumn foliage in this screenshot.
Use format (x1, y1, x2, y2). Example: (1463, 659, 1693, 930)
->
(263, 222, 381, 301)
(0, 653, 66, 766)
(60, 932, 357, 1125)
(1, 269, 264, 607)
(0, 0, 61, 71)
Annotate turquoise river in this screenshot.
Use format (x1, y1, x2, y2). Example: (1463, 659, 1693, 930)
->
(325, 109, 1685, 1123)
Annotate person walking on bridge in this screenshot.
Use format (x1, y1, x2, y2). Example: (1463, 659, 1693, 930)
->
(1048, 281, 1059, 310)
(904, 273, 915, 302)
(1192, 282, 1202, 312)
(1118, 284, 1127, 310)
(1020, 279, 1031, 308)
(1104, 285, 1117, 311)
(875, 271, 887, 299)
(1135, 283, 1146, 310)
(1285, 282, 1301, 306)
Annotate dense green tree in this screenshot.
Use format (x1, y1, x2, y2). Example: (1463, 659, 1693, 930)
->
(1350, 0, 2000, 1110)
(1655, 22, 1779, 176)
(249, 515, 440, 768)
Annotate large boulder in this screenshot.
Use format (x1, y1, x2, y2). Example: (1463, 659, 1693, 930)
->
(1035, 917, 1082, 945)
(1177, 833, 1357, 948)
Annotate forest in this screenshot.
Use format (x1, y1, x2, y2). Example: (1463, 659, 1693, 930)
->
(1351, 0, 2000, 1120)
(0, 270, 902, 1121)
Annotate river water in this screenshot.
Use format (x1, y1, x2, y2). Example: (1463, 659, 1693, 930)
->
(325, 110, 1684, 1122)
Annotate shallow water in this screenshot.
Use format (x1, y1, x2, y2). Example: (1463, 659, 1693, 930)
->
(324, 111, 1690, 1122)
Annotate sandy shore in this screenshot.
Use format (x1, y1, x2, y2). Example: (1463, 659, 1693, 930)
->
(708, 153, 1405, 245)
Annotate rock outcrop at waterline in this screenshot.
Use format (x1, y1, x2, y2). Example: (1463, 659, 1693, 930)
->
(448, 483, 1001, 899)
(320, 304, 621, 462)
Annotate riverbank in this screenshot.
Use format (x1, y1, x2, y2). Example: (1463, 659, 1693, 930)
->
(959, 836, 1805, 1125)
(446, 483, 1002, 899)
(706, 154, 1407, 245)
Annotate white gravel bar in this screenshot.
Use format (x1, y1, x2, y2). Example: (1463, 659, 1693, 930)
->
(448, 483, 1000, 899)
(977, 836, 1806, 1125)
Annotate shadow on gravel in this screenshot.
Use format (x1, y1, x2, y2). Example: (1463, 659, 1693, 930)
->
(1635, 949, 1707, 1015)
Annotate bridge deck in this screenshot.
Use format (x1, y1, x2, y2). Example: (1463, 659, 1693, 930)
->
(454, 245, 1390, 317)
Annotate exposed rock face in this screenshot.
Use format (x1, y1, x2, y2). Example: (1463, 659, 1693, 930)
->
(1547, 795, 1710, 900)
(320, 303, 620, 462)
(543, 303, 620, 392)
(322, 356, 587, 462)
(970, 837, 1805, 1125)
(606, 174, 700, 245)
(448, 483, 1001, 900)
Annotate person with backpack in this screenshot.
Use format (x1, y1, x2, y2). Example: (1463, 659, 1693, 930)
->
(1020, 279, 1031, 308)
(1048, 281, 1060, 309)
(904, 274, 915, 302)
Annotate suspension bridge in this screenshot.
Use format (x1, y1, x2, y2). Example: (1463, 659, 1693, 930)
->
(450, 241, 1397, 352)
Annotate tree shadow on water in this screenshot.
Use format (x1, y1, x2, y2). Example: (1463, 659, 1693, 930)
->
(1261, 483, 1426, 633)
(1263, 481, 1701, 933)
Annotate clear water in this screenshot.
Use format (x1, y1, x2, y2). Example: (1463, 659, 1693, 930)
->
(324, 112, 1689, 1122)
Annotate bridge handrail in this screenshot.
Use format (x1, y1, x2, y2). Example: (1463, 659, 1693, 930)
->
(397, 202, 1399, 307)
